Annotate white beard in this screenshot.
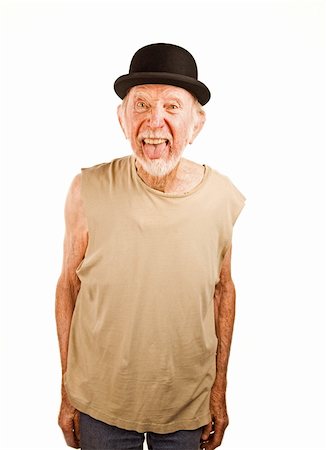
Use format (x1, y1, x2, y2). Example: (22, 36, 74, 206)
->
(134, 151, 184, 177)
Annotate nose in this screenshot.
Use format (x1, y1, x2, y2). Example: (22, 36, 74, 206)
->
(148, 105, 165, 128)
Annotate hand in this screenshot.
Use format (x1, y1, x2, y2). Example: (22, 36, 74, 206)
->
(58, 386, 80, 448)
(200, 390, 229, 449)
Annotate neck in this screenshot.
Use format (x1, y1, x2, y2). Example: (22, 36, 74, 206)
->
(135, 158, 182, 193)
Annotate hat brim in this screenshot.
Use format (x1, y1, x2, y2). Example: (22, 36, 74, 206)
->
(114, 72, 211, 105)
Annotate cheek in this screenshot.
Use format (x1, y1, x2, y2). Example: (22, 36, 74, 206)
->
(175, 122, 193, 144)
(126, 122, 138, 141)
(131, 116, 145, 140)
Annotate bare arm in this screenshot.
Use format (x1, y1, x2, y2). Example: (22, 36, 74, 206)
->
(55, 174, 88, 448)
(201, 245, 235, 449)
(213, 245, 235, 392)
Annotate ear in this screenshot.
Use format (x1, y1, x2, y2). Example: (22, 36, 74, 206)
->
(117, 104, 128, 139)
(189, 109, 206, 144)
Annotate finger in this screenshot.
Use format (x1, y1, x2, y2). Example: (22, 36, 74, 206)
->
(60, 416, 79, 449)
(206, 418, 228, 449)
(200, 432, 222, 450)
(202, 435, 221, 450)
(74, 410, 81, 443)
(200, 435, 215, 450)
(201, 421, 213, 441)
(63, 426, 80, 448)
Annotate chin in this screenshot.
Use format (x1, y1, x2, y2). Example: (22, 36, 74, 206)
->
(135, 153, 182, 177)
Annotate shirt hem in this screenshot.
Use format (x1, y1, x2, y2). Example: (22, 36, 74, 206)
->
(67, 393, 211, 433)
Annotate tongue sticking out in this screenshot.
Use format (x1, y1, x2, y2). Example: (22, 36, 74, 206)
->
(143, 142, 168, 159)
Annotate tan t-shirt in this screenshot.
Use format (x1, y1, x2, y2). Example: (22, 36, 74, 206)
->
(64, 155, 245, 433)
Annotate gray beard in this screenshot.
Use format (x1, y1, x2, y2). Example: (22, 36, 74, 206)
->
(134, 152, 183, 177)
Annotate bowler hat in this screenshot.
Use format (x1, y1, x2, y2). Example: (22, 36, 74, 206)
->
(114, 43, 211, 105)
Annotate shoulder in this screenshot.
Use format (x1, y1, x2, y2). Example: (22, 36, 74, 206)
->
(181, 158, 205, 181)
(81, 156, 131, 175)
(204, 165, 246, 226)
(207, 166, 233, 188)
(66, 173, 81, 207)
(79, 156, 131, 192)
(64, 173, 88, 232)
(208, 166, 246, 202)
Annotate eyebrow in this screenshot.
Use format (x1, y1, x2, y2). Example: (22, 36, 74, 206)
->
(132, 92, 184, 105)
(168, 97, 184, 106)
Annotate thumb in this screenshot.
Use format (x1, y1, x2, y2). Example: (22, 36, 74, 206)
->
(201, 421, 213, 440)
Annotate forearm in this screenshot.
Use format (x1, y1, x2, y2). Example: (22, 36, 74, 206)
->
(213, 279, 236, 392)
(55, 275, 80, 376)
(56, 276, 82, 449)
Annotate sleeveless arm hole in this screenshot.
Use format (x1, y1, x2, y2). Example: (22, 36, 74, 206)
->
(221, 178, 246, 258)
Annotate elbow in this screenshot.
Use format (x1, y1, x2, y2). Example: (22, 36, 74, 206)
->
(56, 272, 81, 306)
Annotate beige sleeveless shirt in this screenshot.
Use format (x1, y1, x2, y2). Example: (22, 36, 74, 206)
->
(64, 155, 245, 433)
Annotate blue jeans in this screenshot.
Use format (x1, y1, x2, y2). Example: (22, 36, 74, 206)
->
(80, 412, 203, 450)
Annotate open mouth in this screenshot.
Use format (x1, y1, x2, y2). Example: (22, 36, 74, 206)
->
(143, 138, 168, 145)
(141, 138, 170, 159)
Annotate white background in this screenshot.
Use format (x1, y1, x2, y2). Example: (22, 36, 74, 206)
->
(1, 0, 325, 449)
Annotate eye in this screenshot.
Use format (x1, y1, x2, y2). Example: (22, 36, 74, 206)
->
(136, 101, 148, 110)
(168, 104, 179, 110)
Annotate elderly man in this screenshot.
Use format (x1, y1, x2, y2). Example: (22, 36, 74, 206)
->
(56, 43, 245, 450)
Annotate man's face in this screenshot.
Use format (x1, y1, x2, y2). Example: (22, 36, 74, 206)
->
(118, 84, 202, 177)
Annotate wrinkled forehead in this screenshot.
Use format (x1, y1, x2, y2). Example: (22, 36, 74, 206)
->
(128, 84, 195, 103)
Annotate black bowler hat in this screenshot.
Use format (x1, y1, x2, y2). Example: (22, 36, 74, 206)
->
(114, 43, 211, 105)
